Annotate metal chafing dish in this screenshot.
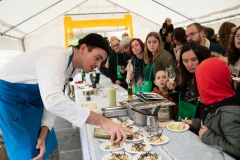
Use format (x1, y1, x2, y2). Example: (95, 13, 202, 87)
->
(126, 98, 175, 126)
(101, 106, 128, 118)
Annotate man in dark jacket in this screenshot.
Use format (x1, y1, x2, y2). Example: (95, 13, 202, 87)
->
(186, 23, 226, 56)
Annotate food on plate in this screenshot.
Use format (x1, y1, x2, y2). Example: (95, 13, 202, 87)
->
(134, 132, 144, 140)
(168, 122, 186, 130)
(138, 152, 159, 160)
(147, 130, 165, 143)
(75, 80, 83, 84)
(131, 142, 147, 152)
(105, 142, 122, 150)
(117, 117, 130, 127)
(80, 102, 98, 110)
(108, 152, 129, 160)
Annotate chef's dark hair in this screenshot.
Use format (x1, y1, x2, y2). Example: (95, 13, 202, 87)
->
(74, 33, 110, 55)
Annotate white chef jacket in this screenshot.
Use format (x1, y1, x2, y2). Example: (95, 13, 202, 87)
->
(0, 46, 90, 130)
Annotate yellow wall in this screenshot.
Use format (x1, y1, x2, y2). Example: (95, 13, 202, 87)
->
(64, 14, 133, 48)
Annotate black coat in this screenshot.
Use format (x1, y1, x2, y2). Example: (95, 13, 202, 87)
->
(108, 52, 130, 89)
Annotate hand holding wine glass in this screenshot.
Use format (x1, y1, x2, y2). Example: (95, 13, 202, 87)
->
(166, 66, 177, 93)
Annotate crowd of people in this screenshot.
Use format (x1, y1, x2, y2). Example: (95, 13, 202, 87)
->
(100, 19, 240, 159)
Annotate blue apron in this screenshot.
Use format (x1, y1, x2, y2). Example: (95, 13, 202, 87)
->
(0, 51, 74, 160)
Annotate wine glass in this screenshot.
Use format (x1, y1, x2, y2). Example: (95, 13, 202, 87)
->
(137, 76, 144, 93)
(166, 66, 177, 93)
(204, 145, 225, 160)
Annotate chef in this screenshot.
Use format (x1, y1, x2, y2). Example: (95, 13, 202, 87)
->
(0, 33, 135, 160)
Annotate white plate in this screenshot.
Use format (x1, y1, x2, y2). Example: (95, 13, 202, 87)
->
(132, 152, 162, 160)
(126, 132, 145, 142)
(129, 126, 139, 132)
(124, 143, 152, 154)
(100, 141, 125, 152)
(232, 77, 240, 81)
(102, 152, 132, 160)
(111, 118, 134, 126)
(166, 122, 190, 132)
(144, 135, 169, 145)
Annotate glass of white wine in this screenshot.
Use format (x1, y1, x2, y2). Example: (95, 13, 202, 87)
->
(204, 145, 225, 160)
(137, 76, 144, 93)
(166, 66, 177, 93)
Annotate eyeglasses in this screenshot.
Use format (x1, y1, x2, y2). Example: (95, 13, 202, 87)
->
(113, 43, 120, 48)
(234, 34, 240, 39)
(185, 31, 200, 40)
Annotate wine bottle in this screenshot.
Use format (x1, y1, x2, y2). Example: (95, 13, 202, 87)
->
(93, 128, 133, 140)
(128, 83, 133, 100)
(82, 71, 85, 81)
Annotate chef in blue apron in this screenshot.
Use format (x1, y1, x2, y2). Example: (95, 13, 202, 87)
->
(0, 33, 135, 160)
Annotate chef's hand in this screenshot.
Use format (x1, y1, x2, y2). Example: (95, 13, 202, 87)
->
(101, 118, 136, 143)
(31, 138, 46, 160)
(199, 125, 208, 139)
(167, 81, 176, 90)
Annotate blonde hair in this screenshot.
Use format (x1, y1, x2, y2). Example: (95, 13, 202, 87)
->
(144, 32, 164, 64)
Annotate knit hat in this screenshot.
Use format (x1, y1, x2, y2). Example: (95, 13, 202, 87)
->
(78, 33, 110, 55)
(195, 58, 235, 105)
(120, 37, 132, 47)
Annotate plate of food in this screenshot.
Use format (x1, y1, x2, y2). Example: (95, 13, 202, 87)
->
(132, 152, 162, 160)
(100, 141, 125, 152)
(144, 130, 169, 145)
(111, 118, 134, 127)
(126, 132, 144, 142)
(232, 77, 240, 81)
(124, 125, 139, 132)
(102, 152, 132, 160)
(166, 122, 189, 132)
(124, 142, 152, 154)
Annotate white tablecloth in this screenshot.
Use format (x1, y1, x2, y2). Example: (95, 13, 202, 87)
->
(75, 74, 235, 160)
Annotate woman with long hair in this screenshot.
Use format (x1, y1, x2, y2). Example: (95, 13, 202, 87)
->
(228, 26, 240, 91)
(167, 41, 211, 121)
(125, 38, 145, 94)
(218, 22, 236, 51)
(143, 32, 176, 92)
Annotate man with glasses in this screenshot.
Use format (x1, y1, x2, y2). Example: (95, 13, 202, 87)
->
(108, 39, 130, 89)
(186, 23, 226, 56)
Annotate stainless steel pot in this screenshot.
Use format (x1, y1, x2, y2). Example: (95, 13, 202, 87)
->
(131, 108, 149, 126)
(127, 99, 174, 125)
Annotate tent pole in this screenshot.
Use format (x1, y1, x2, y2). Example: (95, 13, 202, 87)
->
(22, 38, 25, 52)
(24, 0, 88, 39)
(106, 0, 160, 26)
(152, 0, 196, 23)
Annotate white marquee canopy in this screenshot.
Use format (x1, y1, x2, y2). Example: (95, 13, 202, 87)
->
(0, 0, 240, 50)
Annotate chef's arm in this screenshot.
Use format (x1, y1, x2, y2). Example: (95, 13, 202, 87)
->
(38, 126, 49, 140)
(41, 107, 57, 131)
